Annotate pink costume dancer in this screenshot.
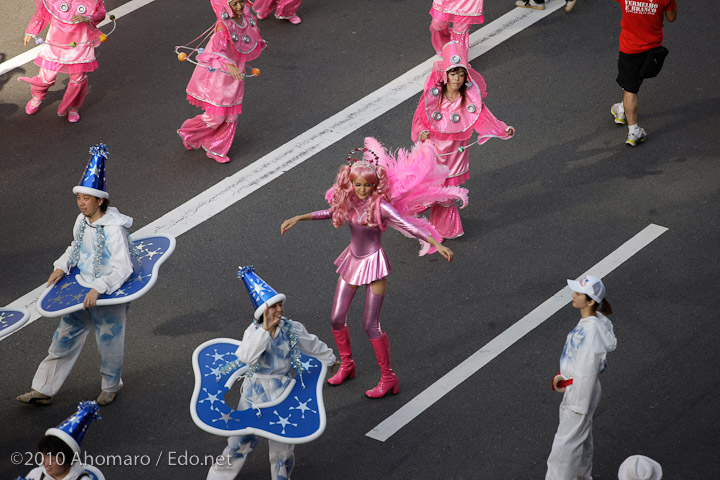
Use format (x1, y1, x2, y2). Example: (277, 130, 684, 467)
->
(412, 41, 514, 239)
(177, 0, 266, 163)
(430, 0, 485, 56)
(281, 138, 465, 399)
(253, 0, 303, 24)
(19, 0, 107, 122)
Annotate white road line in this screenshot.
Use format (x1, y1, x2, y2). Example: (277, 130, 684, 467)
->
(3, 1, 565, 334)
(366, 224, 669, 442)
(0, 0, 157, 77)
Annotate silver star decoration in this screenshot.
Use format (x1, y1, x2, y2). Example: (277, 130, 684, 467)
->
(289, 396, 316, 419)
(269, 410, 297, 434)
(207, 349, 226, 364)
(199, 388, 222, 407)
(114, 288, 126, 297)
(144, 248, 161, 260)
(300, 359, 315, 371)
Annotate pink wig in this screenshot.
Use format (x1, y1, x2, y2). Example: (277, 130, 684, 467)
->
(326, 161, 390, 229)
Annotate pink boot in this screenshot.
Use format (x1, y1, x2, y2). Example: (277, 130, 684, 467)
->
(365, 333, 399, 398)
(327, 327, 355, 386)
(57, 75, 88, 117)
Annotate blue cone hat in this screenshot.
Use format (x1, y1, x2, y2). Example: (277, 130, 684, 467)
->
(73, 144, 109, 199)
(45, 401, 101, 454)
(238, 266, 286, 320)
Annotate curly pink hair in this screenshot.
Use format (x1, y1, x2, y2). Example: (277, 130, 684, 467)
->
(326, 161, 390, 228)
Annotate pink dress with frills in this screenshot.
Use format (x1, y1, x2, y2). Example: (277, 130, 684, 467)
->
(25, 0, 106, 74)
(312, 200, 430, 286)
(185, 8, 265, 116)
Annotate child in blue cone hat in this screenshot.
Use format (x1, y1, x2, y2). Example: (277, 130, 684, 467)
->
(206, 266, 338, 480)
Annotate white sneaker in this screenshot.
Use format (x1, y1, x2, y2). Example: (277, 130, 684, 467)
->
(611, 103, 626, 125)
(565, 0, 577, 12)
(515, 0, 545, 10)
(97, 390, 117, 405)
(626, 128, 647, 147)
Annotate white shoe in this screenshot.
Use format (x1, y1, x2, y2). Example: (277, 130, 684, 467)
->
(565, 0, 577, 12)
(626, 128, 647, 147)
(515, 0, 545, 10)
(97, 390, 117, 405)
(611, 103, 626, 125)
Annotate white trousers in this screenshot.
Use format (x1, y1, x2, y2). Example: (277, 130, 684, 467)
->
(207, 435, 295, 480)
(546, 380, 601, 480)
(32, 304, 129, 396)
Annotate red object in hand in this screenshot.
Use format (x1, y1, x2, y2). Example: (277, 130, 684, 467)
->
(552, 373, 573, 392)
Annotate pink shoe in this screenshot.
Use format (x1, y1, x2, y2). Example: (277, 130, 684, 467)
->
(365, 333, 400, 398)
(327, 327, 356, 386)
(255, 11, 269, 19)
(206, 151, 230, 164)
(288, 15, 302, 24)
(25, 97, 42, 115)
(68, 109, 80, 123)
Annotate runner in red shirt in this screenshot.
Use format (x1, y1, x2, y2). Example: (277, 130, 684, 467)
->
(611, 0, 677, 146)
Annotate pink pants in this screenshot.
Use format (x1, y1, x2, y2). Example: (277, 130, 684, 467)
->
(430, 19, 471, 56)
(429, 199, 464, 239)
(253, 0, 301, 18)
(19, 68, 88, 114)
(177, 113, 238, 161)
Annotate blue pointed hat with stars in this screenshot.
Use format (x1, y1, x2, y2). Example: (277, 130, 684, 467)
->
(73, 144, 109, 199)
(45, 401, 101, 454)
(238, 266, 286, 320)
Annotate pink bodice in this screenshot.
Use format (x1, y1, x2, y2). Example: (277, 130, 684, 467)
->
(312, 200, 430, 285)
(26, 0, 106, 72)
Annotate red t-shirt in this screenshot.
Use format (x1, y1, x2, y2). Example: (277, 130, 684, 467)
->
(617, 0, 677, 54)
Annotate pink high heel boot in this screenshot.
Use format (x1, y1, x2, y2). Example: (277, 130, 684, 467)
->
(327, 327, 355, 385)
(365, 333, 399, 398)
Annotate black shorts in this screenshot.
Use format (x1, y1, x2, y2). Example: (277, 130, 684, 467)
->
(616, 50, 652, 94)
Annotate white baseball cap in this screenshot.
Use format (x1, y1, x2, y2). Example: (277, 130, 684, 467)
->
(567, 275, 606, 303)
(618, 455, 663, 480)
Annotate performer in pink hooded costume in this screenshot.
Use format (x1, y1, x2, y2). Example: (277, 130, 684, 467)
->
(20, 0, 107, 122)
(430, 0, 485, 56)
(253, 0, 303, 25)
(177, 0, 266, 163)
(281, 138, 466, 399)
(412, 41, 514, 239)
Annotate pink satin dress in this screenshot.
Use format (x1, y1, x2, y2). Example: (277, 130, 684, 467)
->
(411, 65, 511, 238)
(25, 0, 106, 74)
(185, 9, 264, 116)
(311, 200, 430, 286)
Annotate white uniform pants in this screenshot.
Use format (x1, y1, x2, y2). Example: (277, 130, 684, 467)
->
(207, 434, 295, 480)
(32, 304, 129, 396)
(546, 380, 601, 480)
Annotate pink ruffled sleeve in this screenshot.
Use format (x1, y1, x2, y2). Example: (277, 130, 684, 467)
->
(380, 202, 430, 241)
(90, 1, 107, 26)
(411, 97, 431, 143)
(25, 3, 49, 36)
(311, 209, 333, 220)
(474, 104, 512, 145)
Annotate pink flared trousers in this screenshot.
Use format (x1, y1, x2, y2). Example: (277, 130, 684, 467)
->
(177, 113, 238, 162)
(19, 68, 88, 114)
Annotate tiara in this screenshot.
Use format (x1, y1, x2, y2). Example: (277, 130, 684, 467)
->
(346, 147, 380, 170)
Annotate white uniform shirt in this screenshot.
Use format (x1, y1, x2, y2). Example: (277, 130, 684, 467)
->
(24, 462, 99, 479)
(559, 313, 617, 414)
(53, 207, 133, 295)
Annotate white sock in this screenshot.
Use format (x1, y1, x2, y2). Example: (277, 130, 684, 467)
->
(628, 124, 640, 135)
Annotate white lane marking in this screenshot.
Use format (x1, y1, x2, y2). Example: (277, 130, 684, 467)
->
(0, 0, 157, 76)
(3, 1, 565, 334)
(366, 224, 669, 442)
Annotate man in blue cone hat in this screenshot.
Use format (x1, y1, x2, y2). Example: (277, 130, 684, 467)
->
(206, 266, 338, 480)
(18, 401, 105, 480)
(18, 144, 134, 407)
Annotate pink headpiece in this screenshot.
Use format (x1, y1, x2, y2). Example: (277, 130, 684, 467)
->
(441, 41, 468, 84)
(210, 0, 234, 21)
(346, 147, 380, 172)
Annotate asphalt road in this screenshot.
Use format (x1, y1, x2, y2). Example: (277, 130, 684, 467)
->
(1, 0, 719, 479)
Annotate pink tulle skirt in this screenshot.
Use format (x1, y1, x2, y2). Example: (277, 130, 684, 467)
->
(186, 95, 244, 116)
(334, 246, 391, 286)
(34, 57, 97, 74)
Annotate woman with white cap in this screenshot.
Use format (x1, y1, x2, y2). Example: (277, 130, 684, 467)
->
(546, 275, 617, 480)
